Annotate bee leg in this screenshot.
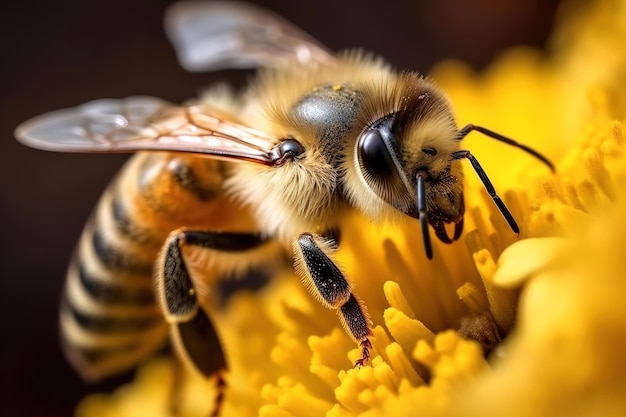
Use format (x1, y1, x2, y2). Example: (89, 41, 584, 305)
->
(169, 358, 227, 417)
(293, 232, 373, 367)
(156, 229, 267, 416)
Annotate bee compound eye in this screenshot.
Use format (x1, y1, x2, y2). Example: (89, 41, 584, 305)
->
(356, 128, 412, 208)
(357, 129, 397, 181)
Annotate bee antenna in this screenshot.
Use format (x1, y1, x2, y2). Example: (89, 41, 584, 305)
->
(451, 150, 520, 236)
(416, 172, 433, 259)
(457, 124, 555, 172)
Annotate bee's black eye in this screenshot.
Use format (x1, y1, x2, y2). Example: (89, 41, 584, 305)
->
(357, 129, 397, 181)
(356, 127, 409, 207)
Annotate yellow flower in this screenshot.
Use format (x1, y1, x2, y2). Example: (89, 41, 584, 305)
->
(75, 0, 626, 416)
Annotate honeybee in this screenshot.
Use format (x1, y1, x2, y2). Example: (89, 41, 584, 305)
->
(15, 0, 553, 413)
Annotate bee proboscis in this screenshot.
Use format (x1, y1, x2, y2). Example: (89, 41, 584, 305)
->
(15, 1, 553, 414)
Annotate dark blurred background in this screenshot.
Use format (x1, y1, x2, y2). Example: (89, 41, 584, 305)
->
(1, 0, 560, 415)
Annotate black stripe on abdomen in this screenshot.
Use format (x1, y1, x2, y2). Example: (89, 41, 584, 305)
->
(68, 303, 159, 333)
(91, 229, 154, 274)
(78, 262, 154, 307)
(61, 256, 168, 380)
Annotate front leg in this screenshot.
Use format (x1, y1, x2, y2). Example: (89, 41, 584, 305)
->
(293, 233, 373, 367)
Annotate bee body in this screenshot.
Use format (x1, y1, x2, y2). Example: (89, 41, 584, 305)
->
(62, 152, 268, 379)
(15, 1, 554, 409)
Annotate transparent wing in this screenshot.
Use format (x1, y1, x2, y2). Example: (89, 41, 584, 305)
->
(164, 0, 333, 72)
(15, 96, 277, 165)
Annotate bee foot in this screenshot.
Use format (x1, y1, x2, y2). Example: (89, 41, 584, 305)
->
(353, 338, 372, 367)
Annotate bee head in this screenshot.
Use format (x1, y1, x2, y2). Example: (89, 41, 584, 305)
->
(347, 83, 465, 258)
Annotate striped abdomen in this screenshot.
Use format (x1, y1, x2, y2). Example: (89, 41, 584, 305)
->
(60, 152, 243, 381)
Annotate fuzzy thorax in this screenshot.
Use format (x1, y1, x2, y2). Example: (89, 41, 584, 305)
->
(224, 148, 341, 242)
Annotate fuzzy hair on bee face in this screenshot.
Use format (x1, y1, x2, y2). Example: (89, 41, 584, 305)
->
(341, 72, 462, 223)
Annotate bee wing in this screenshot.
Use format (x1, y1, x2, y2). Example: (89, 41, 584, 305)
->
(164, 1, 333, 72)
(15, 96, 277, 165)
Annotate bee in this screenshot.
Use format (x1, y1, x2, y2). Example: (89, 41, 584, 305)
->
(15, 0, 553, 413)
